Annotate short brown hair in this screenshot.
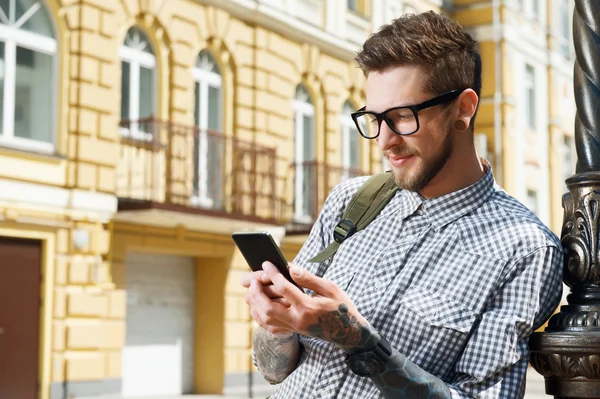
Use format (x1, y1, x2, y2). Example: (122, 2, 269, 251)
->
(356, 11, 481, 102)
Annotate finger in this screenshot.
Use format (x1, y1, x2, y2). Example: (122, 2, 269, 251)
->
(240, 270, 262, 287)
(272, 297, 291, 307)
(250, 309, 290, 336)
(263, 262, 309, 308)
(263, 284, 284, 299)
(240, 270, 271, 288)
(269, 327, 295, 335)
(246, 281, 285, 301)
(250, 279, 294, 329)
(288, 264, 336, 297)
(250, 308, 263, 325)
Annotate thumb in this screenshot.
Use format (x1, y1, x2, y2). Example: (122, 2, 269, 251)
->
(289, 265, 334, 297)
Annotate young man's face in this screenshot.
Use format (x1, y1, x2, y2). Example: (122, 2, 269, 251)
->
(365, 65, 455, 192)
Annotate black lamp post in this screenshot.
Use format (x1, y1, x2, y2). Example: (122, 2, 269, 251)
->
(529, 1, 600, 397)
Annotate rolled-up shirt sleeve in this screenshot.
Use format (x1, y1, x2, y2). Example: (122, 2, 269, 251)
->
(446, 245, 564, 398)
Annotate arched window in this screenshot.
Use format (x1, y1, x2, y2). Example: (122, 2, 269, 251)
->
(119, 27, 155, 139)
(341, 101, 360, 180)
(0, 0, 56, 152)
(293, 84, 315, 221)
(192, 50, 222, 208)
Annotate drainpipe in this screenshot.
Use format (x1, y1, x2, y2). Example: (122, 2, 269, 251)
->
(493, 0, 503, 185)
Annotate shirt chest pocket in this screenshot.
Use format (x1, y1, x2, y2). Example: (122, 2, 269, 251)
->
(400, 288, 478, 333)
(393, 288, 479, 377)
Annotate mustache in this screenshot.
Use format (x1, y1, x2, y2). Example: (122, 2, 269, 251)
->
(384, 147, 418, 159)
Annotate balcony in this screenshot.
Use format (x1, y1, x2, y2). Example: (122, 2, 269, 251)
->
(284, 160, 368, 234)
(115, 118, 282, 232)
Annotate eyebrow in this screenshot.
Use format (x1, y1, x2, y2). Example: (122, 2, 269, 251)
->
(363, 97, 427, 112)
(362, 103, 414, 113)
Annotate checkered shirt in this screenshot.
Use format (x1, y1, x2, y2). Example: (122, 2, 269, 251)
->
(260, 163, 564, 398)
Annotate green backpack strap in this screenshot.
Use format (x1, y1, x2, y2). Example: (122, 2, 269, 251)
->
(308, 172, 399, 263)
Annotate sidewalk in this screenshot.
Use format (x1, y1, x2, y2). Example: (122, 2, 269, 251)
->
(524, 369, 548, 399)
(87, 369, 548, 399)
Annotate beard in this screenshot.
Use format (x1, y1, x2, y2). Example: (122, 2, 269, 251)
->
(387, 125, 453, 192)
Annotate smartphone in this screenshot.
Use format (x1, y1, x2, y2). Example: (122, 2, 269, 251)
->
(232, 231, 301, 289)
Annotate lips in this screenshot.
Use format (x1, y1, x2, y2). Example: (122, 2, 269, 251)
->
(387, 154, 414, 168)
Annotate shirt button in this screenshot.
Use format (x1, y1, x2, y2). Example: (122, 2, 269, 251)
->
(375, 280, 384, 289)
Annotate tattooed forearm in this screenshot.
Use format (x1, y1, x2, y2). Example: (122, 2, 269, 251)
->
(253, 328, 300, 384)
(307, 303, 374, 350)
(371, 349, 451, 399)
(308, 304, 450, 398)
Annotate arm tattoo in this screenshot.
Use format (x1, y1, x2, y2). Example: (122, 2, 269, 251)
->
(307, 304, 451, 398)
(253, 328, 301, 384)
(307, 303, 372, 350)
(371, 349, 451, 399)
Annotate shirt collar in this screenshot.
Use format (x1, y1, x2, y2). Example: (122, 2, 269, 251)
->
(396, 159, 495, 229)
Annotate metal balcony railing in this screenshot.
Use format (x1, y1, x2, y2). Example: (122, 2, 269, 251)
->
(117, 118, 282, 224)
(285, 160, 367, 230)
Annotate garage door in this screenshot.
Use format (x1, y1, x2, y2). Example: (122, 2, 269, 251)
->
(122, 252, 196, 397)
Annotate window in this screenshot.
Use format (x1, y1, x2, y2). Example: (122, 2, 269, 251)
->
(347, 0, 369, 17)
(119, 27, 155, 140)
(0, 0, 56, 153)
(192, 50, 222, 209)
(563, 135, 574, 189)
(527, 0, 540, 19)
(559, 0, 570, 57)
(526, 189, 538, 214)
(293, 85, 315, 222)
(341, 101, 360, 181)
(524, 64, 536, 130)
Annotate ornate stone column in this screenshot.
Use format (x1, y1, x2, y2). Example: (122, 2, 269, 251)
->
(529, 1, 600, 397)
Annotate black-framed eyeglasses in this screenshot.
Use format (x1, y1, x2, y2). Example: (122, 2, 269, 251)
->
(351, 89, 464, 139)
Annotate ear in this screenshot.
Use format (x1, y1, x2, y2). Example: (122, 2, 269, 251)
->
(455, 89, 479, 129)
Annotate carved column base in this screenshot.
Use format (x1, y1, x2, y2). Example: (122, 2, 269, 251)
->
(530, 332, 600, 398)
(529, 172, 600, 398)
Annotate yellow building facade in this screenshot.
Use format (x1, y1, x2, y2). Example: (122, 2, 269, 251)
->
(452, 0, 576, 233)
(0, 0, 573, 398)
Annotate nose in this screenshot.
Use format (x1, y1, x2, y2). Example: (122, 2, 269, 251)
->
(376, 120, 404, 152)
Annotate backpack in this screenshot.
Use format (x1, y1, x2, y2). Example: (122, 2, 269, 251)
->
(308, 171, 399, 263)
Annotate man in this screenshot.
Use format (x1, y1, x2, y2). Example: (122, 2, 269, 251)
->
(241, 11, 563, 398)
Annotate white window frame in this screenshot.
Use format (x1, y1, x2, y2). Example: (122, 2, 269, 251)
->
(341, 102, 360, 181)
(558, 0, 571, 58)
(293, 87, 315, 223)
(526, 188, 539, 214)
(524, 64, 536, 130)
(119, 29, 156, 141)
(190, 54, 222, 208)
(0, 1, 57, 154)
(562, 135, 574, 189)
(525, 0, 540, 19)
(347, 0, 359, 12)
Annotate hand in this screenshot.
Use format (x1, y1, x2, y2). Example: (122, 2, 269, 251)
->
(240, 268, 292, 308)
(245, 261, 370, 350)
